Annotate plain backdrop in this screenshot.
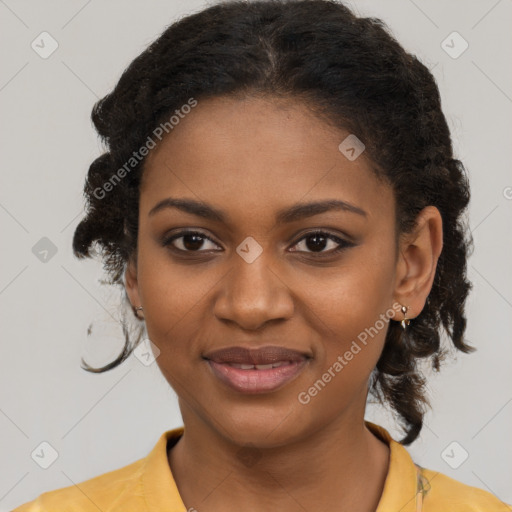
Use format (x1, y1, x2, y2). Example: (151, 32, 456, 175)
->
(1, 0, 511, 509)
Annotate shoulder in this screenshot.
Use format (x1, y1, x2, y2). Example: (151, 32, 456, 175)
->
(420, 466, 511, 511)
(11, 457, 146, 512)
(12, 428, 184, 512)
(365, 421, 510, 511)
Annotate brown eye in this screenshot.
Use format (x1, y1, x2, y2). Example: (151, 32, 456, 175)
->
(289, 231, 353, 256)
(162, 230, 221, 253)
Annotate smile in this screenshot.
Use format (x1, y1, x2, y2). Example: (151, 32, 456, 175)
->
(206, 359, 308, 394)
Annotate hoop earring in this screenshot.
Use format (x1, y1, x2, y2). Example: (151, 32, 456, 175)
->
(400, 304, 410, 330)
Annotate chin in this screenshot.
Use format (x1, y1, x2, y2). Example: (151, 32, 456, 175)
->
(210, 402, 312, 449)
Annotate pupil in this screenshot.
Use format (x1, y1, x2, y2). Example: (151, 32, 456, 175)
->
(183, 234, 204, 251)
(306, 233, 327, 252)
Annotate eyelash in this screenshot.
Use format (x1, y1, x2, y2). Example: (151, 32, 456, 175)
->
(161, 229, 354, 258)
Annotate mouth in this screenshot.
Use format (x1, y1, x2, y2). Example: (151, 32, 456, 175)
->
(203, 345, 311, 394)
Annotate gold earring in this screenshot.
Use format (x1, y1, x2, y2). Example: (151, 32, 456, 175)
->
(400, 305, 410, 329)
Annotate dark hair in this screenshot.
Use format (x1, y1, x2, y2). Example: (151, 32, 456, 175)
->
(72, 0, 475, 445)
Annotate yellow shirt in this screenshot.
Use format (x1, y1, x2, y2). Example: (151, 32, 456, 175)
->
(12, 422, 510, 511)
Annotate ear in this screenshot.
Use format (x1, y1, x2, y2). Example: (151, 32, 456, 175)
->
(124, 256, 142, 311)
(393, 206, 443, 319)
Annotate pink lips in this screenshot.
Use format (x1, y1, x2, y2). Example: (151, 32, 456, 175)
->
(203, 345, 310, 394)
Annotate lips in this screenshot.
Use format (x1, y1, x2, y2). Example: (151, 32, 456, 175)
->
(203, 345, 311, 394)
(203, 345, 310, 365)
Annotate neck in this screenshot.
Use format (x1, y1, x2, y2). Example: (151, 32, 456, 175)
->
(168, 405, 390, 512)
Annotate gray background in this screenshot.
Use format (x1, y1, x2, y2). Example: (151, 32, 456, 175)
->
(1, 0, 511, 509)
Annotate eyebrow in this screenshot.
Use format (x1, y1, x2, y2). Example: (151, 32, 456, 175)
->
(148, 197, 367, 225)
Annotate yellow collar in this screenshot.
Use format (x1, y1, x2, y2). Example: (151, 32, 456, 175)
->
(141, 421, 422, 511)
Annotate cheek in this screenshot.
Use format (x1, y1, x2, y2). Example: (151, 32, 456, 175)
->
(137, 242, 214, 328)
(297, 252, 395, 333)
(134, 250, 209, 373)
(296, 253, 395, 382)
(298, 286, 390, 416)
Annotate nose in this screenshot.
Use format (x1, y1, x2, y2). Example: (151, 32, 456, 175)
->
(213, 250, 295, 331)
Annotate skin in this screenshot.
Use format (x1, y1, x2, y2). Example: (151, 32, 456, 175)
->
(125, 95, 443, 512)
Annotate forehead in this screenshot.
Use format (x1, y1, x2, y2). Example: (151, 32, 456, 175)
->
(140, 95, 393, 227)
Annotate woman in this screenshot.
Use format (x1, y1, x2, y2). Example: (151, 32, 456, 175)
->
(14, 0, 510, 510)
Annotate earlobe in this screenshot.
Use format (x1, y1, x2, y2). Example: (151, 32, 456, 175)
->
(394, 206, 443, 317)
(124, 257, 142, 313)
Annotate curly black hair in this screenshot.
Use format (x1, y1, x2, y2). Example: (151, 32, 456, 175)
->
(72, 0, 475, 445)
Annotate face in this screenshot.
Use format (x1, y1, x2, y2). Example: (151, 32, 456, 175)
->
(126, 95, 403, 448)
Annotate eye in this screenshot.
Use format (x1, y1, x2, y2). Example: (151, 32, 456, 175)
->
(162, 229, 354, 257)
(289, 230, 353, 256)
(162, 229, 221, 253)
